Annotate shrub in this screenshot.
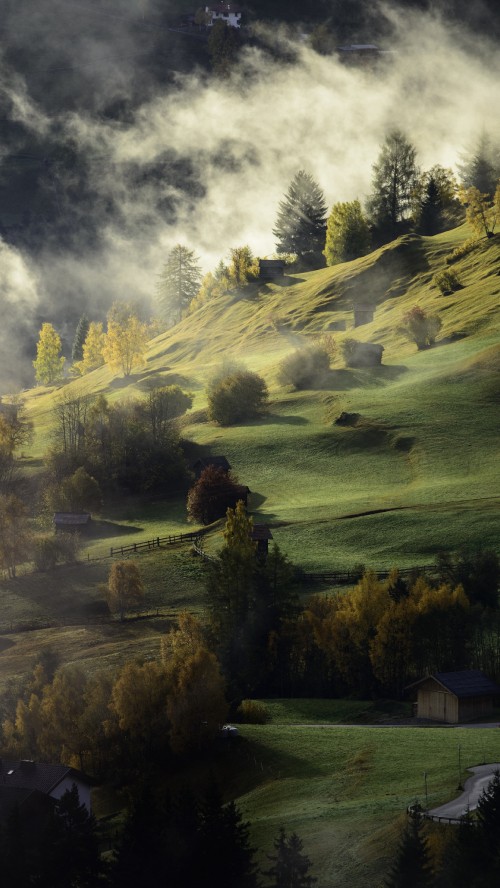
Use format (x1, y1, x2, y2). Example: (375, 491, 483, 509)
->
(207, 370, 268, 425)
(33, 532, 81, 570)
(277, 346, 330, 389)
(236, 700, 271, 724)
(399, 306, 443, 350)
(433, 268, 462, 295)
(445, 239, 477, 264)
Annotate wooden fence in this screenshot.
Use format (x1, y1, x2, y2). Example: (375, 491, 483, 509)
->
(303, 565, 435, 585)
(109, 530, 202, 557)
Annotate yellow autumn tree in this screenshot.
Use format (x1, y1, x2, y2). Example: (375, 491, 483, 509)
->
(33, 322, 65, 385)
(110, 659, 170, 756)
(106, 560, 144, 621)
(102, 305, 148, 377)
(77, 321, 106, 374)
(162, 613, 228, 754)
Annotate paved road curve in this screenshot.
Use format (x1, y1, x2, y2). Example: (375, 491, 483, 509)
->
(428, 763, 500, 822)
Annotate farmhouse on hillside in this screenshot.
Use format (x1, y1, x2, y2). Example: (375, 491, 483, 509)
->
(0, 760, 93, 814)
(407, 670, 500, 724)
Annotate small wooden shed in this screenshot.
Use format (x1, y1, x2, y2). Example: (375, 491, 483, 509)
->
(353, 303, 375, 327)
(54, 512, 91, 533)
(407, 670, 500, 724)
(250, 524, 273, 557)
(345, 341, 384, 368)
(258, 259, 285, 282)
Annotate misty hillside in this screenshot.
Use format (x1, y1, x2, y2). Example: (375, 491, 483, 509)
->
(23, 221, 500, 570)
(1, 1, 500, 391)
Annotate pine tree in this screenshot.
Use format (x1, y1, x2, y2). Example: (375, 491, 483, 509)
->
(157, 245, 202, 324)
(71, 314, 90, 363)
(367, 130, 418, 241)
(385, 808, 431, 888)
(273, 171, 327, 267)
(417, 176, 443, 235)
(33, 322, 65, 385)
(458, 133, 499, 197)
(265, 827, 317, 888)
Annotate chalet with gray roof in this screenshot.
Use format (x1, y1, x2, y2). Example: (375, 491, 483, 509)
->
(0, 759, 93, 813)
(407, 670, 500, 724)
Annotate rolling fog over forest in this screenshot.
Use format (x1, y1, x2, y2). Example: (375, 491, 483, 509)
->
(1, 0, 500, 389)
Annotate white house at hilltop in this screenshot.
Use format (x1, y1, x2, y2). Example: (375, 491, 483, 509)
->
(205, 3, 242, 28)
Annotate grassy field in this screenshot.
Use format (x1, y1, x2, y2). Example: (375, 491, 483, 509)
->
(230, 718, 500, 888)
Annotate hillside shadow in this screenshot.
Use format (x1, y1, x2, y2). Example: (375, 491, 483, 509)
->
(261, 412, 309, 426)
(86, 520, 143, 539)
(315, 365, 408, 391)
(136, 370, 193, 390)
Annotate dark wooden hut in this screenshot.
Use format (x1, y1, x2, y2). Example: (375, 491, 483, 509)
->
(250, 524, 273, 557)
(192, 455, 231, 479)
(406, 670, 500, 724)
(258, 259, 285, 282)
(53, 512, 91, 533)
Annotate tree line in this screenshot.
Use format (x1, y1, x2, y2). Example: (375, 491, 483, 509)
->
(158, 130, 500, 323)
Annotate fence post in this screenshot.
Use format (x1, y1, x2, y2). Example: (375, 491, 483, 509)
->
(110, 547, 113, 556)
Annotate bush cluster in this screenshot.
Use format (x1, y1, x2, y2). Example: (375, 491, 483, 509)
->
(433, 268, 462, 295)
(207, 370, 268, 425)
(277, 345, 330, 389)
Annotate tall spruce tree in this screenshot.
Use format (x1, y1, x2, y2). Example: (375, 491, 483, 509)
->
(273, 171, 327, 267)
(157, 244, 202, 324)
(458, 133, 499, 198)
(367, 130, 419, 242)
(265, 827, 317, 888)
(385, 807, 431, 888)
(71, 314, 90, 363)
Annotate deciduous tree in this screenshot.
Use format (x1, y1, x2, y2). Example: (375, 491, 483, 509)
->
(273, 171, 327, 267)
(0, 493, 32, 578)
(79, 321, 106, 374)
(324, 199, 371, 264)
(33, 322, 65, 385)
(106, 560, 144, 620)
(187, 466, 246, 525)
(103, 305, 148, 377)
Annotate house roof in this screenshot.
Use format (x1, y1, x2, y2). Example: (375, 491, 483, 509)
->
(251, 524, 273, 541)
(54, 512, 91, 525)
(408, 670, 500, 699)
(0, 760, 91, 794)
(208, 3, 242, 14)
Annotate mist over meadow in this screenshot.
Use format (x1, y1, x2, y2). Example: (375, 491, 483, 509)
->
(1, 0, 500, 390)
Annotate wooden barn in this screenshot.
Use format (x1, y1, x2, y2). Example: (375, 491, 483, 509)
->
(258, 259, 285, 282)
(353, 302, 375, 327)
(250, 524, 273, 558)
(407, 670, 500, 724)
(54, 512, 91, 533)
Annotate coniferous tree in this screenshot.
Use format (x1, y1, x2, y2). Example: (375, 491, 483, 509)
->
(157, 245, 202, 324)
(367, 130, 419, 242)
(265, 827, 317, 888)
(385, 807, 431, 888)
(458, 133, 499, 197)
(71, 314, 90, 363)
(417, 176, 443, 235)
(273, 171, 327, 267)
